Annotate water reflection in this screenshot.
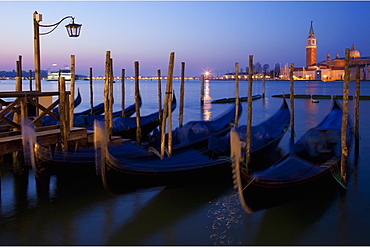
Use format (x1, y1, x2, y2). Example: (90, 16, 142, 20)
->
(201, 80, 212, 121)
(106, 179, 231, 245)
(252, 181, 339, 245)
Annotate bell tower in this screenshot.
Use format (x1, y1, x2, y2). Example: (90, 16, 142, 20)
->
(306, 21, 317, 67)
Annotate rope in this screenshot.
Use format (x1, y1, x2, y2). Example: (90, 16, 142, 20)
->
(241, 177, 255, 192)
(148, 146, 164, 159)
(329, 164, 347, 189)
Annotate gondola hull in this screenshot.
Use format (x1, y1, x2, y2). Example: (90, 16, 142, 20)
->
(232, 100, 353, 214)
(102, 150, 232, 190)
(236, 155, 341, 213)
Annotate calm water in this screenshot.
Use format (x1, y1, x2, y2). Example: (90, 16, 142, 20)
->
(1, 79, 370, 245)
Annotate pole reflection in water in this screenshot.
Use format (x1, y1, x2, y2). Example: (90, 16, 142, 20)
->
(201, 80, 212, 121)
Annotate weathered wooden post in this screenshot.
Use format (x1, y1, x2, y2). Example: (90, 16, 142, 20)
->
(354, 65, 360, 158)
(167, 66, 174, 157)
(33, 11, 41, 92)
(160, 52, 175, 158)
(18, 55, 22, 86)
(69, 54, 75, 127)
(262, 74, 266, 98)
(12, 56, 26, 173)
(89, 67, 94, 116)
(179, 62, 185, 127)
(29, 70, 33, 91)
(134, 61, 141, 145)
(18, 57, 27, 121)
(157, 69, 162, 125)
(14, 57, 23, 129)
(341, 48, 350, 185)
(290, 63, 295, 144)
(109, 58, 114, 132)
(245, 55, 253, 171)
(121, 69, 126, 118)
(235, 62, 240, 126)
(59, 77, 69, 150)
(200, 75, 205, 105)
(104, 51, 111, 140)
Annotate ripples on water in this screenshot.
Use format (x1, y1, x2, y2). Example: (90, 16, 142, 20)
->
(208, 192, 243, 245)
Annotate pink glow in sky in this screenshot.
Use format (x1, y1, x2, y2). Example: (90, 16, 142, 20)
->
(2, 1, 370, 77)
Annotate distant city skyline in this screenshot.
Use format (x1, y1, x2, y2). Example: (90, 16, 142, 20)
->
(1, 1, 370, 77)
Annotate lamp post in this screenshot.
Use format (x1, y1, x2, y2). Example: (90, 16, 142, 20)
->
(33, 11, 82, 91)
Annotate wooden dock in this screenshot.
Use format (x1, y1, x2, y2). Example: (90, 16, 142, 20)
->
(0, 126, 91, 157)
(0, 88, 94, 165)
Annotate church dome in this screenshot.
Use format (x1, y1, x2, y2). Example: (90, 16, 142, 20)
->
(350, 44, 360, 58)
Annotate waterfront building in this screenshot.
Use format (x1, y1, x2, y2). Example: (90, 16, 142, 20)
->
(222, 21, 370, 81)
(294, 22, 370, 81)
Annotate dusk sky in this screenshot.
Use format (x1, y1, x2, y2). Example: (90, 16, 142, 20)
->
(1, 1, 370, 77)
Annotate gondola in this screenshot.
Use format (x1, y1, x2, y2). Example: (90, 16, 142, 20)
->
(232, 100, 354, 214)
(209, 98, 290, 170)
(95, 121, 232, 189)
(85, 93, 176, 140)
(95, 101, 288, 189)
(42, 96, 141, 127)
(211, 94, 262, 104)
(90, 99, 242, 163)
(74, 94, 142, 117)
(28, 94, 175, 176)
(73, 95, 143, 129)
(147, 100, 242, 153)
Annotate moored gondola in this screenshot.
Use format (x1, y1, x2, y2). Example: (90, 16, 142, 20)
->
(232, 100, 354, 214)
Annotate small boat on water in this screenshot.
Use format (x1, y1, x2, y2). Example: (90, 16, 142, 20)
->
(146, 100, 242, 155)
(232, 100, 354, 214)
(94, 120, 231, 189)
(88, 92, 177, 140)
(42, 96, 141, 127)
(27, 94, 174, 176)
(95, 100, 290, 190)
(209, 98, 290, 170)
(46, 68, 72, 81)
(211, 94, 262, 104)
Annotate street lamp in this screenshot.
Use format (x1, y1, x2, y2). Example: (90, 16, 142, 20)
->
(33, 11, 82, 91)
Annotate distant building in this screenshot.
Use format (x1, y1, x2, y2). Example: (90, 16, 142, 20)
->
(294, 22, 370, 81)
(221, 21, 370, 81)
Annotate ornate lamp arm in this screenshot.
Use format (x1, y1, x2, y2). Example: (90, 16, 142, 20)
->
(39, 16, 75, 36)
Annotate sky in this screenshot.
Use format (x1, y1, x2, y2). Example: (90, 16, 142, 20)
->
(1, 1, 370, 77)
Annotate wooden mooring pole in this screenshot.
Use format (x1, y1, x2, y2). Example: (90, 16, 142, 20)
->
(235, 62, 240, 126)
(89, 68, 94, 116)
(157, 69, 162, 125)
(290, 63, 295, 145)
(121, 69, 126, 118)
(69, 54, 75, 128)
(104, 51, 112, 140)
(134, 61, 142, 145)
(168, 67, 174, 157)
(109, 58, 114, 133)
(160, 52, 175, 158)
(12, 56, 26, 174)
(354, 65, 360, 158)
(179, 62, 185, 127)
(262, 74, 266, 98)
(200, 75, 205, 105)
(341, 48, 350, 185)
(29, 70, 33, 91)
(245, 55, 253, 172)
(59, 76, 70, 150)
